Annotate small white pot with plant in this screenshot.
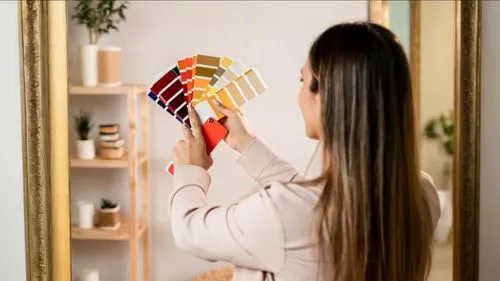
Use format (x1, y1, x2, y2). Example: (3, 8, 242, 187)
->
(71, 0, 129, 87)
(74, 109, 96, 160)
(97, 198, 121, 230)
(423, 109, 454, 244)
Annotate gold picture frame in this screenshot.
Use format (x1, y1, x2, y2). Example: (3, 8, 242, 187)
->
(18, 0, 480, 280)
(19, 1, 70, 281)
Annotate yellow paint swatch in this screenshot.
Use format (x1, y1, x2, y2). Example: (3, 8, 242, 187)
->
(216, 89, 237, 110)
(245, 69, 267, 94)
(209, 68, 268, 118)
(225, 83, 246, 106)
(235, 75, 255, 100)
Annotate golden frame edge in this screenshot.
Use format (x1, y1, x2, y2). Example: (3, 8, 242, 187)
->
(19, 1, 71, 281)
(453, 1, 481, 281)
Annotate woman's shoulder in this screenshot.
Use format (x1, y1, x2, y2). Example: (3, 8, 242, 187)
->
(252, 181, 321, 233)
(259, 180, 322, 208)
(419, 171, 441, 227)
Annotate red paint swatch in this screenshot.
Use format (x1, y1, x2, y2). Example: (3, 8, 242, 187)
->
(150, 69, 178, 95)
(151, 66, 191, 127)
(201, 118, 228, 153)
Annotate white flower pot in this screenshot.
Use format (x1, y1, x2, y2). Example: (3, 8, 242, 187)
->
(76, 139, 96, 160)
(80, 44, 99, 87)
(77, 201, 95, 229)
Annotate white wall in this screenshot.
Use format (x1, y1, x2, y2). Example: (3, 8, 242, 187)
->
(419, 0, 456, 188)
(0, 1, 27, 281)
(480, 2, 500, 281)
(67, 1, 367, 281)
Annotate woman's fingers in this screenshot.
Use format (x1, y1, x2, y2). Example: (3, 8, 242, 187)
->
(188, 106, 203, 139)
(213, 100, 235, 117)
(182, 126, 193, 141)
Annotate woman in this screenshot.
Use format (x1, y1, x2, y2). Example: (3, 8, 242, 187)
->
(169, 22, 441, 281)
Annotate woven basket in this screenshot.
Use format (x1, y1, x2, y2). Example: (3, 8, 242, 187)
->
(191, 266, 234, 281)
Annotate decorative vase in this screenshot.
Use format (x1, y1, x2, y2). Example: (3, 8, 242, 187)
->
(80, 269, 99, 281)
(97, 47, 122, 87)
(77, 201, 95, 229)
(97, 205, 121, 230)
(76, 139, 96, 160)
(80, 44, 99, 87)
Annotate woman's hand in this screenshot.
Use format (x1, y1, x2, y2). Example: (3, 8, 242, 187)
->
(212, 100, 255, 153)
(171, 106, 213, 170)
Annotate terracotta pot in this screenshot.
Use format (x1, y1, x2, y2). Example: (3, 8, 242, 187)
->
(97, 205, 121, 230)
(98, 47, 121, 87)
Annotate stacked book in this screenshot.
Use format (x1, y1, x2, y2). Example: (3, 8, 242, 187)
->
(99, 124, 124, 159)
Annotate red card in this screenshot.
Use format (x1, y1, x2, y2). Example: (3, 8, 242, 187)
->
(201, 118, 227, 153)
(167, 118, 227, 175)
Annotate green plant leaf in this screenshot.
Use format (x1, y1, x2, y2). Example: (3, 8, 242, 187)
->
(74, 109, 93, 140)
(72, 0, 129, 40)
(423, 119, 438, 139)
(100, 198, 118, 209)
(424, 109, 455, 155)
(443, 139, 453, 156)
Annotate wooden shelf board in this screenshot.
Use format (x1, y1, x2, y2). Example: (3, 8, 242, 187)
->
(72, 218, 147, 241)
(69, 84, 148, 95)
(70, 152, 147, 168)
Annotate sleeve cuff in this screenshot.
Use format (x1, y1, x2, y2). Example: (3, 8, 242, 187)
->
(173, 165, 211, 194)
(237, 136, 276, 180)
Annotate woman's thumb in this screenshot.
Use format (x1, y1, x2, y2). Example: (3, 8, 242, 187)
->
(213, 100, 234, 116)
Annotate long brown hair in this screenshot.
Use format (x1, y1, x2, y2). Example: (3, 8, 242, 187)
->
(308, 22, 434, 281)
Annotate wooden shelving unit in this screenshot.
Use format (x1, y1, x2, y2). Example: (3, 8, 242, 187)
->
(69, 84, 151, 281)
(70, 152, 148, 168)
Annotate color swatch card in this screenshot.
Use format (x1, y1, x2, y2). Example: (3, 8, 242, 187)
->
(177, 57, 195, 103)
(196, 68, 267, 121)
(148, 65, 191, 127)
(209, 56, 233, 88)
(211, 59, 249, 93)
(202, 58, 249, 101)
(147, 54, 267, 175)
(192, 55, 220, 104)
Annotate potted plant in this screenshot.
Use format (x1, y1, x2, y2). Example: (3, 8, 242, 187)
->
(71, 0, 129, 87)
(97, 198, 121, 230)
(74, 109, 96, 159)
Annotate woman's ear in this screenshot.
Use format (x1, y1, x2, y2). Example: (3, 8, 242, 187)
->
(313, 92, 322, 112)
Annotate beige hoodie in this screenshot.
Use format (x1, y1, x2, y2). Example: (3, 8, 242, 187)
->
(169, 137, 441, 281)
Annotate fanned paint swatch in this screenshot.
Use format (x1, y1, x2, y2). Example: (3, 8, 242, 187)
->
(147, 54, 267, 175)
(195, 68, 267, 121)
(203, 59, 249, 100)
